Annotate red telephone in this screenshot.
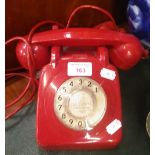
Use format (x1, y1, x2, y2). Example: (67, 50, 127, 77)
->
(6, 5, 148, 150)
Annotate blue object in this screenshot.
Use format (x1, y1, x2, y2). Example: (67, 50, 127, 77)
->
(127, 0, 150, 44)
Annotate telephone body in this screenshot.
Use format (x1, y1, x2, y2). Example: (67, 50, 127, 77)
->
(15, 25, 147, 149)
(36, 43, 122, 149)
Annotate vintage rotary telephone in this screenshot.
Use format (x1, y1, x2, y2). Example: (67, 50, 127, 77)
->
(6, 5, 148, 150)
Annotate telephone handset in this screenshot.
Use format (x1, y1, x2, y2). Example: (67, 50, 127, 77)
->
(13, 5, 148, 150)
(16, 28, 147, 70)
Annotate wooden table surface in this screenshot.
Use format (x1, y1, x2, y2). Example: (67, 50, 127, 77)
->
(5, 76, 37, 118)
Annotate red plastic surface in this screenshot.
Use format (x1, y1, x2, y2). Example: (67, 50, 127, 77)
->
(36, 47, 122, 149)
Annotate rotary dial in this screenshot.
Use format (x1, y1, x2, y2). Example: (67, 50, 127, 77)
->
(54, 77, 107, 131)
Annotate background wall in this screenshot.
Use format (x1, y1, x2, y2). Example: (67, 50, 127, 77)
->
(5, 0, 128, 69)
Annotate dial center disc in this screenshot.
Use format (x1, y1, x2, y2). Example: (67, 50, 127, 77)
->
(68, 90, 94, 118)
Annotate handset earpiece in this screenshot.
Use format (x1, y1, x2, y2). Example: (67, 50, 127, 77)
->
(16, 41, 50, 70)
(109, 41, 148, 70)
(16, 21, 64, 70)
